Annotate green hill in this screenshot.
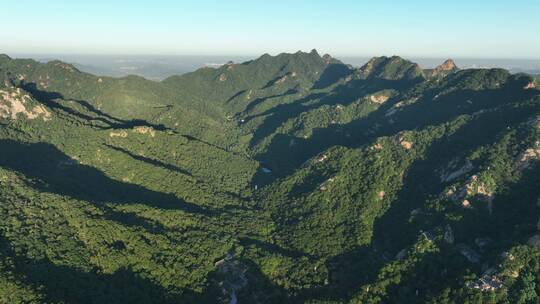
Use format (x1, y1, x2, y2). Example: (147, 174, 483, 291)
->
(0, 51, 539, 303)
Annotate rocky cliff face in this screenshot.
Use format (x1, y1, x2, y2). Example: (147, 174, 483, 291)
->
(428, 59, 459, 77)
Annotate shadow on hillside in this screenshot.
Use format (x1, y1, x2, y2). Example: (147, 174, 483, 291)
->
(292, 245, 382, 302)
(261, 72, 294, 89)
(247, 76, 422, 146)
(234, 259, 289, 303)
(312, 63, 353, 89)
(0, 139, 215, 216)
(239, 237, 315, 259)
(241, 88, 298, 114)
(104, 144, 192, 177)
(21, 82, 174, 132)
(279, 91, 540, 302)
(225, 89, 248, 103)
(367, 165, 540, 303)
(0, 234, 209, 304)
(100, 205, 169, 234)
(0, 233, 293, 303)
(180, 134, 249, 160)
(369, 95, 540, 253)
(253, 81, 538, 185)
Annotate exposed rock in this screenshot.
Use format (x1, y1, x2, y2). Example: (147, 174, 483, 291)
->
(524, 82, 536, 90)
(515, 145, 540, 171)
(245, 89, 252, 100)
(467, 268, 503, 291)
(448, 174, 494, 206)
(133, 126, 156, 137)
(509, 270, 520, 278)
(371, 143, 383, 151)
(399, 138, 413, 150)
(370, 94, 390, 104)
(395, 248, 408, 260)
(275, 74, 288, 84)
(315, 154, 328, 163)
(451, 175, 494, 207)
(438, 59, 457, 71)
(0, 89, 51, 121)
(501, 251, 515, 261)
(218, 74, 227, 82)
(52, 61, 79, 72)
(431, 59, 458, 77)
(109, 130, 128, 138)
(440, 160, 473, 182)
(319, 177, 336, 191)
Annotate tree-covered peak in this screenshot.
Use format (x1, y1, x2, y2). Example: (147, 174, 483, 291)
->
(45, 60, 81, 73)
(358, 55, 425, 80)
(0, 54, 11, 63)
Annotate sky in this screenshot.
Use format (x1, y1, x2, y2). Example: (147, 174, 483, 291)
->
(1, 0, 539, 59)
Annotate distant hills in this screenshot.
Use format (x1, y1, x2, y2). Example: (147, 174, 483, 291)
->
(10, 53, 540, 81)
(0, 50, 539, 303)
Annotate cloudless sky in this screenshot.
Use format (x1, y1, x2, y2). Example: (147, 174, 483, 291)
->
(1, 0, 539, 58)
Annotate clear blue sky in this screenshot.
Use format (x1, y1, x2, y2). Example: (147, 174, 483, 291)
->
(1, 0, 539, 58)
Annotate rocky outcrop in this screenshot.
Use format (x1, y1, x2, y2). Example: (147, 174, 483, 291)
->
(109, 130, 128, 138)
(440, 160, 473, 182)
(370, 94, 390, 104)
(515, 144, 540, 171)
(0, 88, 51, 121)
(524, 82, 536, 90)
(133, 126, 156, 137)
(430, 59, 458, 77)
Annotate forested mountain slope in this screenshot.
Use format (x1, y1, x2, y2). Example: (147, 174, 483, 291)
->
(0, 51, 539, 303)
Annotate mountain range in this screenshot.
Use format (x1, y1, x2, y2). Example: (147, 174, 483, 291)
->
(0, 50, 539, 303)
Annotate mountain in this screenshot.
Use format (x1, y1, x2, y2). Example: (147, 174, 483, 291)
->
(0, 50, 539, 304)
(425, 59, 459, 77)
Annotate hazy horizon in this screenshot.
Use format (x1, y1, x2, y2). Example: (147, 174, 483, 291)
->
(6, 52, 540, 81)
(2, 1, 540, 59)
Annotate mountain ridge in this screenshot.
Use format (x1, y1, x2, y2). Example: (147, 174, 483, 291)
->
(0, 50, 539, 304)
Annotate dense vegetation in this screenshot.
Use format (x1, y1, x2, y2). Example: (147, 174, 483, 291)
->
(0, 51, 539, 303)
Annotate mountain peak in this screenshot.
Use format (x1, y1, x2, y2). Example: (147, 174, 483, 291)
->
(46, 60, 81, 73)
(358, 56, 424, 80)
(428, 59, 459, 77)
(438, 59, 457, 70)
